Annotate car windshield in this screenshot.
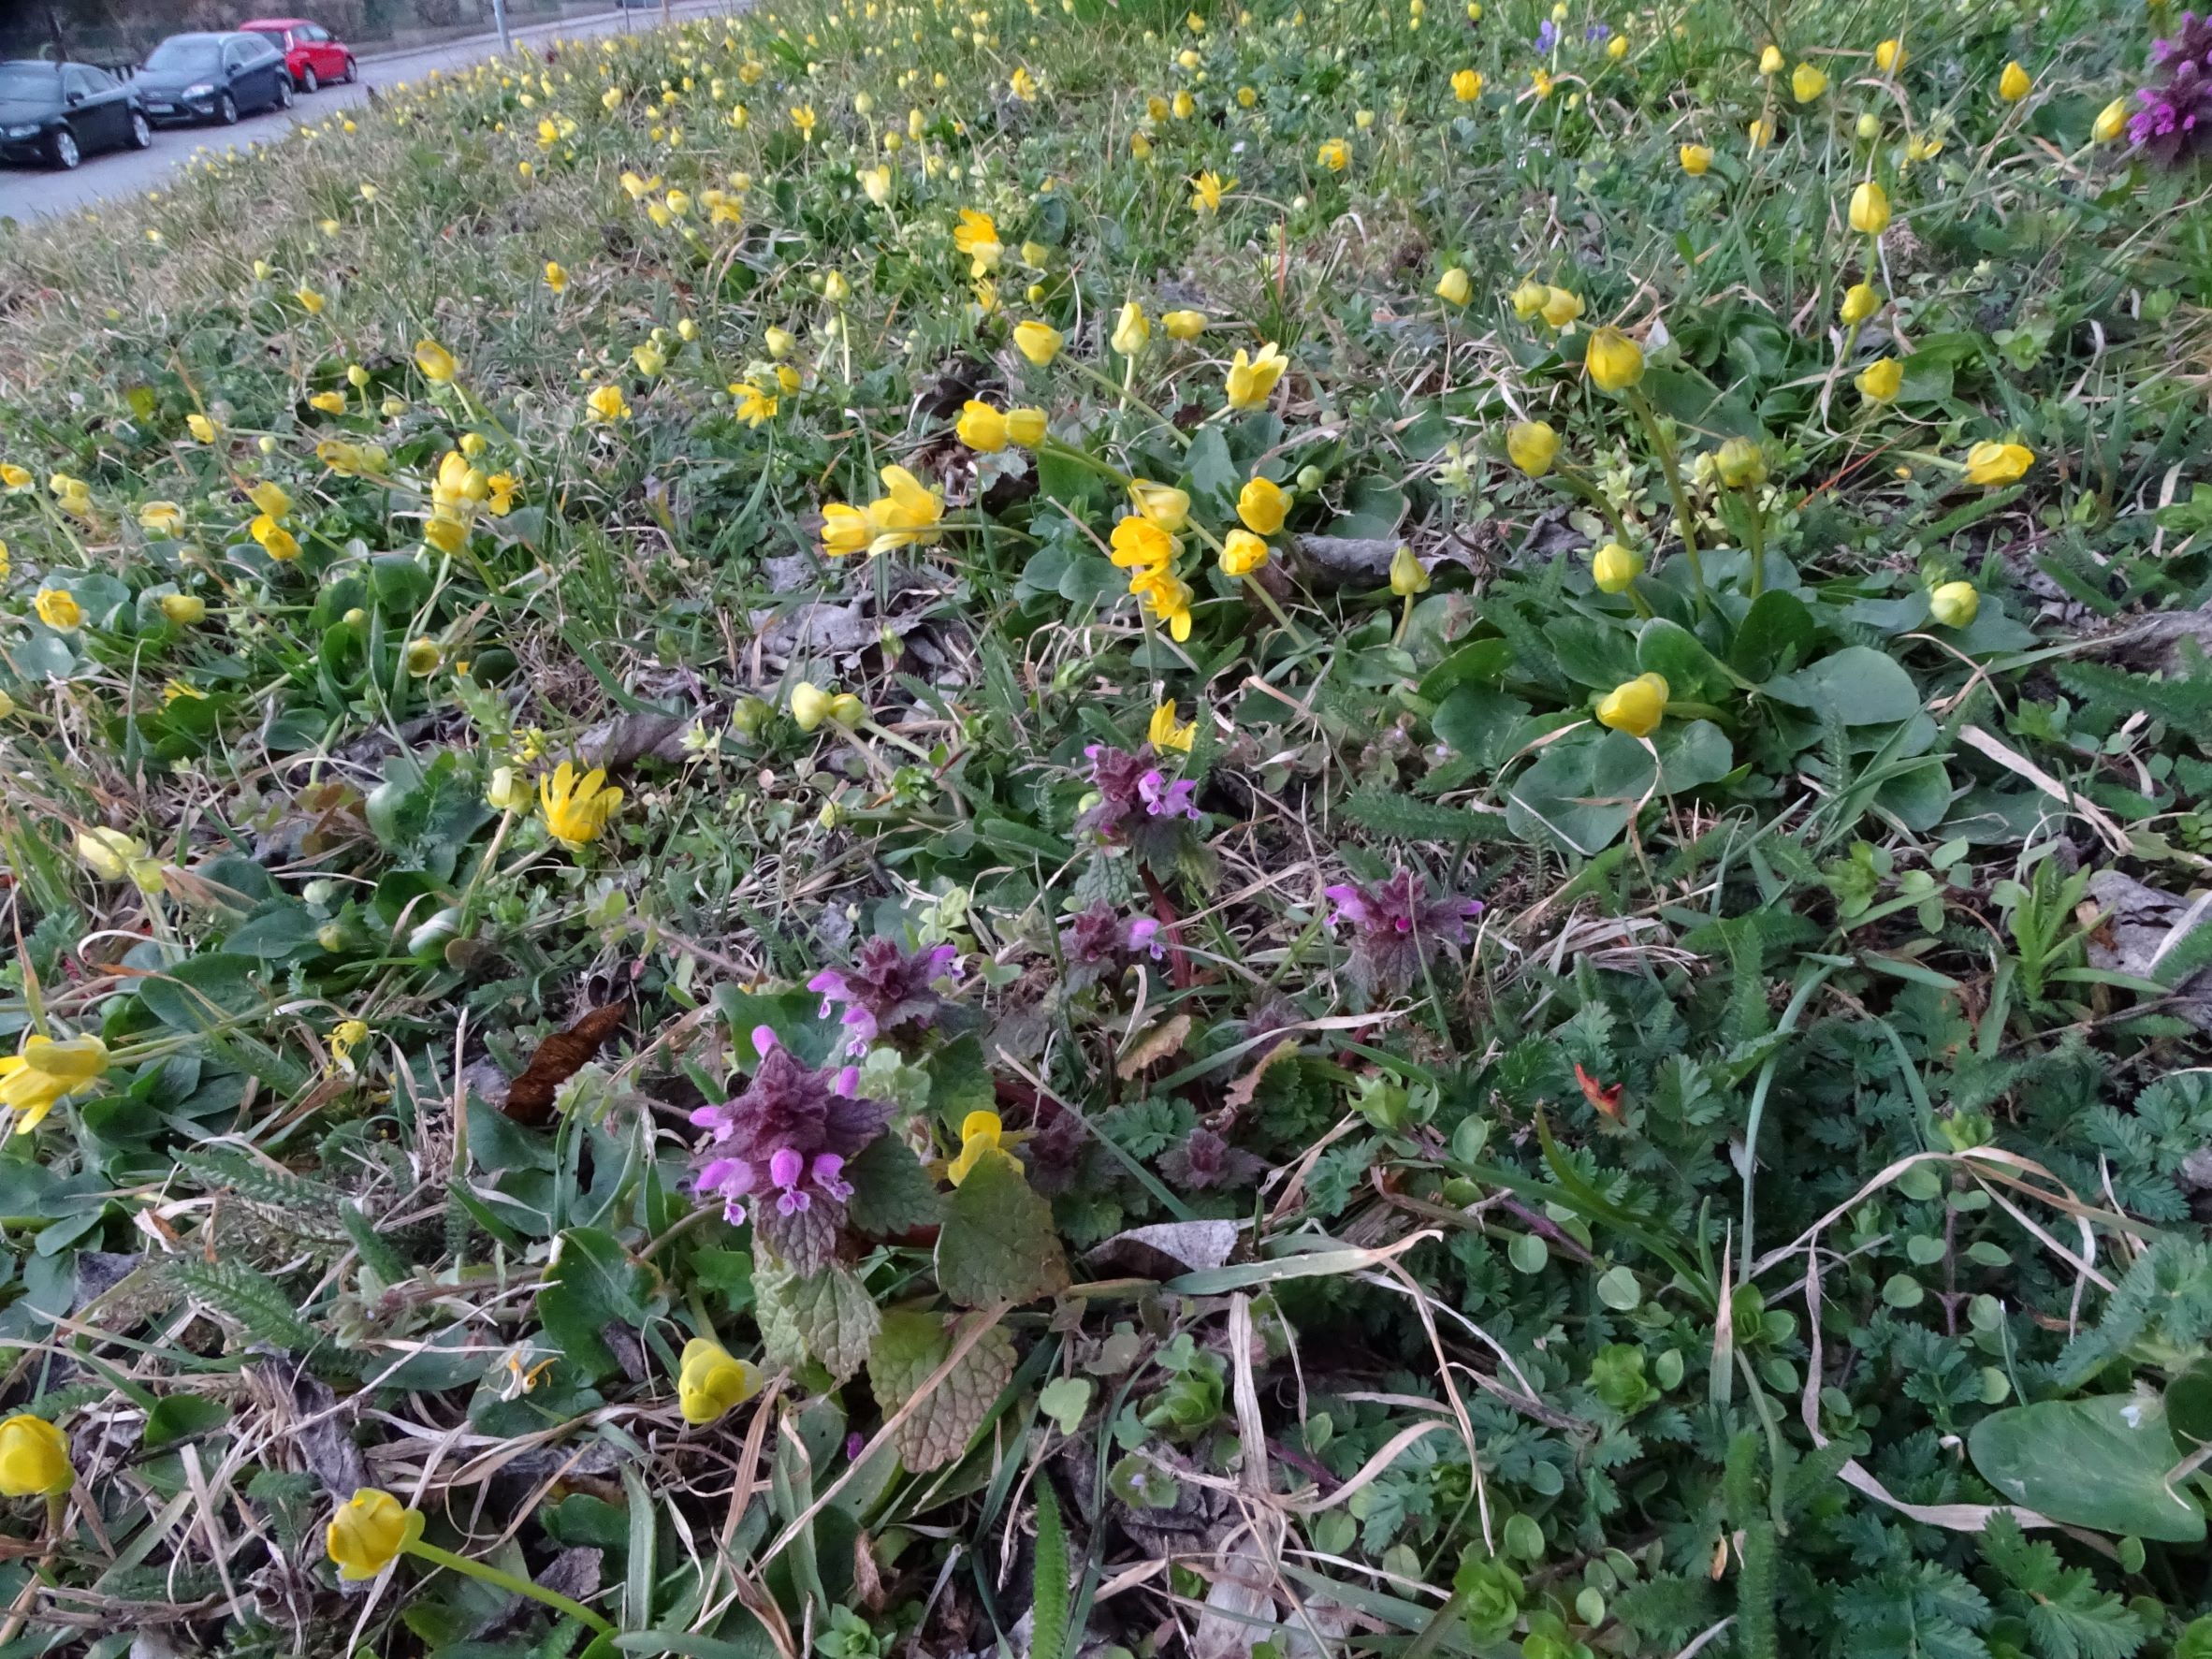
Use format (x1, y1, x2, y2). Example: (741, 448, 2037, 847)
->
(0, 64, 60, 100)
(143, 39, 222, 74)
(248, 28, 287, 46)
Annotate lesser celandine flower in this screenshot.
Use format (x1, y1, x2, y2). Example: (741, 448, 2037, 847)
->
(790, 681, 835, 732)
(545, 261, 568, 293)
(1162, 309, 1207, 340)
(35, 589, 81, 631)
(1539, 286, 1584, 328)
(1596, 672, 1668, 738)
(764, 326, 796, 358)
(2094, 97, 2128, 142)
(1849, 180, 1890, 235)
(0, 462, 31, 489)
(1237, 476, 1288, 534)
(539, 763, 622, 849)
(947, 1110, 1006, 1186)
(1999, 61, 2031, 102)
(1874, 38, 1904, 73)
(160, 592, 206, 625)
(1129, 480, 1192, 531)
(1965, 441, 2032, 487)
(1592, 542, 1643, 593)
(1791, 62, 1827, 102)
(327, 1489, 423, 1581)
(1585, 327, 1644, 392)
(957, 402, 1010, 451)
(588, 385, 631, 421)
(1758, 44, 1783, 75)
(1219, 529, 1269, 575)
(633, 342, 666, 376)
(677, 1338, 760, 1423)
(0, 1416, 72, 1496)
(1112, 301, 1150, 357)
(0, 1035, 110, 1134)
(1188, 168, 1230, 213)
(1840, 281, 1881, 326)
(185, 414, 217, 444)
(1317, 138, 1350, 171)
(1506, 420, 1560, 476)
(1714, 436, 1767, 489)
(1389, 545, 1430, 597)
(866, 466, 943, 553)
(1111, 517, 1175, 577)
(1453, 68, 1483, 100)
(414, 340, 457, 383)
(1224, 342, 1287, 409)
(1149, 701, 1198, 751)
(1012, 320, 1063, 366)
(309, 392, 346, 415)
(1928, 581, 1979, 628)
(1680, 143, 1712, 174)
(1855, 357, 1903, 402)
(1435, 268, 1471, 305)
(139, 501, 184, 537)
(296, 286, 326, 314)
(821, 503, 871, 557)
(1006, 408, 1048, 446)
(1509, 281, 1550, 319)
(1747, 117, 1775, 148)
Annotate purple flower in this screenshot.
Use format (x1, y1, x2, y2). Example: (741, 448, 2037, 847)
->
(1322, 868, 1485, 995)
(1584, 22, 1610, 42)
(1081, 742, 1202, 843)
(1058, 903, 1166, 990)
(808, 936, 961, 1055)
(688, 1031, 889, 1270)
(2130, 11, 2212, 165)
(1535, 19, 1558, 52)
(1138, 769, 1201, 822)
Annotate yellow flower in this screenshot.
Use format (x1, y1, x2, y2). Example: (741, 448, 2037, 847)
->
(1840, 281, 1881, 326)
(1131, 131, 1154, 159)
(1225, 342, 1287, 410)
(1506, 420, 1561, 477)
(1508, 281, 1550, 320)
(1964, 441, 2032, 488)
(1012, 320, 1064, 366)
(1452, 68, 1483, 101)
(1112, 301, 1151, 357)
(858, 164, 893, 207)
(947, 1109, 1006, 1186)
(1149, 700, 1198, 751)
(1134, 570, 1195, 641)
(1237, 475, 1288, 535)
(327, 1489, 423, 1582)
(863, 466, 944, 554)
(545, 261, 569, 295)
(0, 1035, 110, 1134)
(1530, 66, 1552, 98)
(139, 500, 185, 537)
(1679, 143, 1712, 175)
(295, 286, 326, 314)
(1849, 180, 1890, 235)
(0, 1416, 72, 1497)
(34, 589, 81, 631)
(1874, 38, 1904, 74)
(1584, 326, 1644, 392)
(539, 762, 623, 849)
(1317, 138, 1350, 171)
(1435, 268, 1471, 306)
(822, 271, 851, 303)
(1747, 117, 1775, 149)
(160, 592, 206, 625)
(603, 85, 625, 111)
(184, 415, 217, 444)
(1389, 544, 1430, 596)
(1758, 44, 1783, 76)
(1128, 480, 1192, 531)
(1162, 309, 1207, 341)
(764, 327, 796, 359)
(791, 103, 818, 138)
(1538, 286, 1583, 328)
(1110, 516, 1176, 575)
(1188, 169, 1231, 214)
(633, 342, 666, 377)
(329, 1019, 370, 1067)
(1173, 90, 1196, 120)
(1005, 407, 1048, 446)
(1219, 529, 1270, 576)
(1855, 357, 1903, 402)
(1928, 581, 1979, 628)
(253, 517, 301, 561)
(677, 1337, 761, 1424)
(1906, 135, 1944, 164)
(1596, 672, 1668, 738)
(1714, 435, 1767, 489)
(734, 385, 778, 428)
(309, 391, 347, 415)
(588, 385, 631, 422)
(953, 208, 1002, 271)
(1791, 62, 1827, 102)
(1010, 65, 1040, 102)
(488, 765, 530, 811)
(956, 401, 1010, 452)
(2094, 97, 2128, 143)
(821, 502, 872, 558)
(1999, 60, 2030, 103)
(791, 681, 835, 732)
(1592, 542, 1643, 593)
(1608, 34, 1627, 59)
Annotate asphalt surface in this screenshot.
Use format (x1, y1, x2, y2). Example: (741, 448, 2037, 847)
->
(0, 0, 739, 224)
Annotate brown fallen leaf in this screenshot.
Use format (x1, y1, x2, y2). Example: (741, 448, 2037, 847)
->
(1222, 1038, 1302, 1111)
(1116, 1012, 1193, 1080)
(502, 1003, 628, 1124)
(1575, 1061, 1623, 1121)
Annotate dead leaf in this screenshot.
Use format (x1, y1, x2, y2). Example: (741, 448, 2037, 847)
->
(1085, 1220, 1240, 1280)
(1222, 1039, 1301, 1111)
(502, 1003, 628, 1124)
(1116, 1012, 1193, 1080)
(1575, 1061, 1623, 1121)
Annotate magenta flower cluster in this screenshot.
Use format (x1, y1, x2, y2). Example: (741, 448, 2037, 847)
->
(1081, 743, 1200, 842)
(1323, 868, 1485, 993)
(807, 936, 961, 1055)
(2131, 12, 2212, 164)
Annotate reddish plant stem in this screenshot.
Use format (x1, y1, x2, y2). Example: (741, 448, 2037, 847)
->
(1139, 863, 1197, 990)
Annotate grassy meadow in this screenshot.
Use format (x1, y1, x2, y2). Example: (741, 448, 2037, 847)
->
(3, 0, 2212, 1653)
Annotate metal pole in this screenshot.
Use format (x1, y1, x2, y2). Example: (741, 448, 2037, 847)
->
(489, 0, 509, 53)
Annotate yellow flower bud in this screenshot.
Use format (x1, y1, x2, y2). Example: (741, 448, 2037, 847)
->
(1714, 436, 1767, 489)
(2093, 97, 2128, 142)
(1963, 441, 2032, 488)
(1928, 581, 1979, 629)
(1848, 180, 1890, 235)
(1679, 143, 1712, 175)
(1435, 268, 1471, 306)
(1389, 545, 1429, 596)
(1999, 60, 2030, 103)
(1219, 529, 1270, 576)
(1855, 357, 1903, 402)
(0, 1416, 72, 1498)
(1591, 542, 1643, 593)
(1873, 38, 1904, 74)
(791, 681, 834, 732)
(1111, 300, 1150, 357)
(1539, 286, 1584, 328)
(1596, 672, 1668, 738)
(1758, 44, 1783, 76)
(1840, 281, 1881, 326)
(677, 1337, 761, 1424)
(160, 592, 206, 625)
(1509, 280, 1550, 320)
(1584, 326, 1645, 393)
(1128, 480, 1191, 531)
(1012, 320, 1063, 365)
(1237, 476, 1288, 535)
(1791, 62, 1828, 102)
(1005, 407, 1048, 446)
(955, 400, 1010, 452)
(1506, 420, 1561, 477)
(326, 1489, 422, 1582)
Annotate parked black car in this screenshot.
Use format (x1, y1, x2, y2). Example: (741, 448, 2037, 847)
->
(0, 59, 153, 169)
(132, 32, 294, 128)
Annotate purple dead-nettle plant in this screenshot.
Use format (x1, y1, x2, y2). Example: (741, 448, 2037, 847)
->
(1080, 743, 1201, 844)
(690, 1026, 887, 1273)
(2132, 12, 2212, 165)
(1058, 901, 1164, 989)
(1323, 868, 1485, 995)
(1160, 1127, 1266, 1191)
(808, 935, 961, 1055)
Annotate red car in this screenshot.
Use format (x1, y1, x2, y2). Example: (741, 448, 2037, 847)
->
(237, 17, 356, 94)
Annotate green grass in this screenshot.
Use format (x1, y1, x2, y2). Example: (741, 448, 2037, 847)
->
(1, 0, 2212, 1653)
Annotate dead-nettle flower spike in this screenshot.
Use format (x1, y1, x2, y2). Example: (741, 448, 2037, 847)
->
(1080, 742, 1200, 842)
(687, 1026, 887, 1227)
(807, 936, 961, 1055)
(1058, 902, 1165, 986)
(2132, 12, 2212, 164)
(1322, 868, 1485, 993)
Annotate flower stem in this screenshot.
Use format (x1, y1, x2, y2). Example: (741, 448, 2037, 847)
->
(405, 1541, 617, 1637)
(1743, 494, 1768, 602)
(1626, 388, 1709, 617)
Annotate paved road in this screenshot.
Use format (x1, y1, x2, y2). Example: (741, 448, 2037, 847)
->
(0, 0, 738, 224)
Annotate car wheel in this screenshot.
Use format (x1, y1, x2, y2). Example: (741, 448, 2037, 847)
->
(48, 126, 80, 169)
(128, 110, 153, 149)
(275, 77, 294, 109)
(301, 65, 318, 94)
(340, 56, 357, 84)
(217, 93, 238, 124)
